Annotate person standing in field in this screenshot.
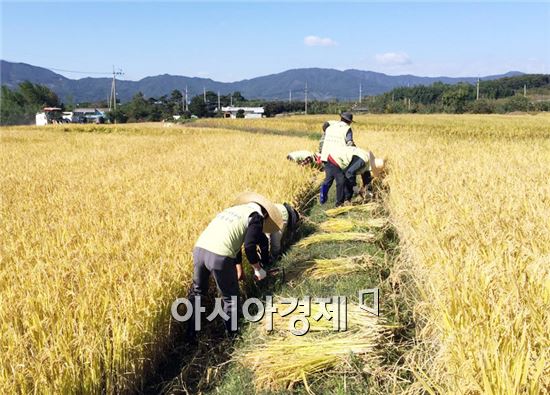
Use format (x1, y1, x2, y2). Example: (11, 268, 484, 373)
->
(268, 203, 300, 261)
(186, 192, 283, 341)
(318, 112, 355, 203)
(324, 146, 384, 206)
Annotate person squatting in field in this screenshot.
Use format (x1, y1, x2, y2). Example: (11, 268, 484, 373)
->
(318, 112, 355, 203)
(324, 145, 385, 207)
(268, 203, 300, 262)
(186, 192, 283, 341)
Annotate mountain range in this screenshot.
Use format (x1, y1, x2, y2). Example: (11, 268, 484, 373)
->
(1, 60, 523, 103)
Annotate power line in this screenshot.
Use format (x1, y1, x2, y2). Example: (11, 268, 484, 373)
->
(43, 66, 115, 75)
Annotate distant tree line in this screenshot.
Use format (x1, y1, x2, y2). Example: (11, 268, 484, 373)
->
(367, 74, 550, 114)
(1, 82, 61, 125)
(2, 74, 548, 125)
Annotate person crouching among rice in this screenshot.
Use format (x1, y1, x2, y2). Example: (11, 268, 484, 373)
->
(186, 192, 283, 341)
(324, 146, 385, 207)
(268, 203, 300, 261)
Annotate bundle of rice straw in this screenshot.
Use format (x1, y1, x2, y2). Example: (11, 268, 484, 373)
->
(239, 304, 383, 391)
(304, 255, 373, 279)
(296, 232, 375, 247)
(325, 202, 379, 217)
(286, 255, 373, 279)
(319, 217, 387, 232)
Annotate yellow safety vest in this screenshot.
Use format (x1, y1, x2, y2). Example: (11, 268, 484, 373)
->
(195, 203, 263, 258)
(330, 147, 370, 173)
(275, 203, 289, 228)
(320, 121, 350, 161)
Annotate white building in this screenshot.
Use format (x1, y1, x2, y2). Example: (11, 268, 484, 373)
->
(221, 106, 264, 119)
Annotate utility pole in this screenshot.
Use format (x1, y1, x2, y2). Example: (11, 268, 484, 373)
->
(524, 84, 527, 97)
(476, 78, 480, 100)
(359, 83, 362, 104)
(217, 91, 221, 112)
(305, 82, 308, 115)
(289, 89, 292, 103)
(184, 86, 188, 112)
(203, 87, 206, 103)
(230, 93, 233, 106)
(109, 66, 124, 124)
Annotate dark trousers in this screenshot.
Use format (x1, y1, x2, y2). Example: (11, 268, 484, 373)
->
(343, 157, 374, 202)
(187, 247, 240, 334)
(324, 161, 347, 206)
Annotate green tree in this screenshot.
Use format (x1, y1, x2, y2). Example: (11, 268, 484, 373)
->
(126, 92, 151, 122)
(442, 84, 474, 113)
(0, 82, 61, 125)
(188, 95, 208, 117)
(502, 95, 530, 112)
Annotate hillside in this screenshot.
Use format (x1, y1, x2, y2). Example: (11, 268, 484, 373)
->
(0, 60, 523, 103)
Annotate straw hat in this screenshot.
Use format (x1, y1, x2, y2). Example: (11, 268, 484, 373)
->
(368, 152, 386, 178)
(232, 192, 284, 233)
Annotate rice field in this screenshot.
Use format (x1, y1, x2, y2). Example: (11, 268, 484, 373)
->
(2, 113, 549, 393)
(0, 124, 314, 393)
(195, 113, 550, 393)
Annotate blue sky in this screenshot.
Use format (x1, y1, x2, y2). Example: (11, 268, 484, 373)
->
(1, 1, 549, 81)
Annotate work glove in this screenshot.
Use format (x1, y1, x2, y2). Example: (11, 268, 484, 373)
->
(254, 267, 267, 281)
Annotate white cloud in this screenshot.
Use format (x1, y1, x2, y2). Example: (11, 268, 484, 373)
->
(375, 52, 412, 66)
(304, 35, 337, 47)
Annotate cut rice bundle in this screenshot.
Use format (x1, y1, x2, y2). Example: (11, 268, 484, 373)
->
(296, 232, 376, 247)
(239, 307, 383, 391)
(319, 217, 387, 232)
(304, 255, 374, 279)
(325, 203, 379, 217)
(285, 255, 373, 279)
(267, 301, 379, 333)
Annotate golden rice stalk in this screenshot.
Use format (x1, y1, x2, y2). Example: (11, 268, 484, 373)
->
(240, 333, 381, 391)
(267, 301, 379, 333)
(304, 255, 373, 279)
(296, 232, 375, 247)
(319, 218, 355, 232)
(241, 305, 382, 391)
(285, 255, 373, 279)
(325, 202, 379, 217)
(319, 217, 387, 232)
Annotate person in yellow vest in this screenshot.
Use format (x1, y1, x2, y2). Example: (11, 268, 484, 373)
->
(325, 146, 385, 206)
(186, 192, 283, 340)
(269, 203, 300, 261)
(318, 112, 355, 203)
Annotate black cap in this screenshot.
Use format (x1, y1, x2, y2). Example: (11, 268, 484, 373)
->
(340, 112, 353, 123)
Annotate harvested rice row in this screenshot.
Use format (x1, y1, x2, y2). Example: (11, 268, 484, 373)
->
(239, 305, 383, 390)
(296, 232, 376, 247)
(324, 202, 379, 217)
(286, 255, 374, 280)
(319, 217, 387, 232)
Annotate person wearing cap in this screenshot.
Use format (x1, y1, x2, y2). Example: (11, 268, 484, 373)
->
(325, 146, 384, 206)
(186, 192, 283, 339)
(268, 203, 300, 261)
(318, 112, 355, 204)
